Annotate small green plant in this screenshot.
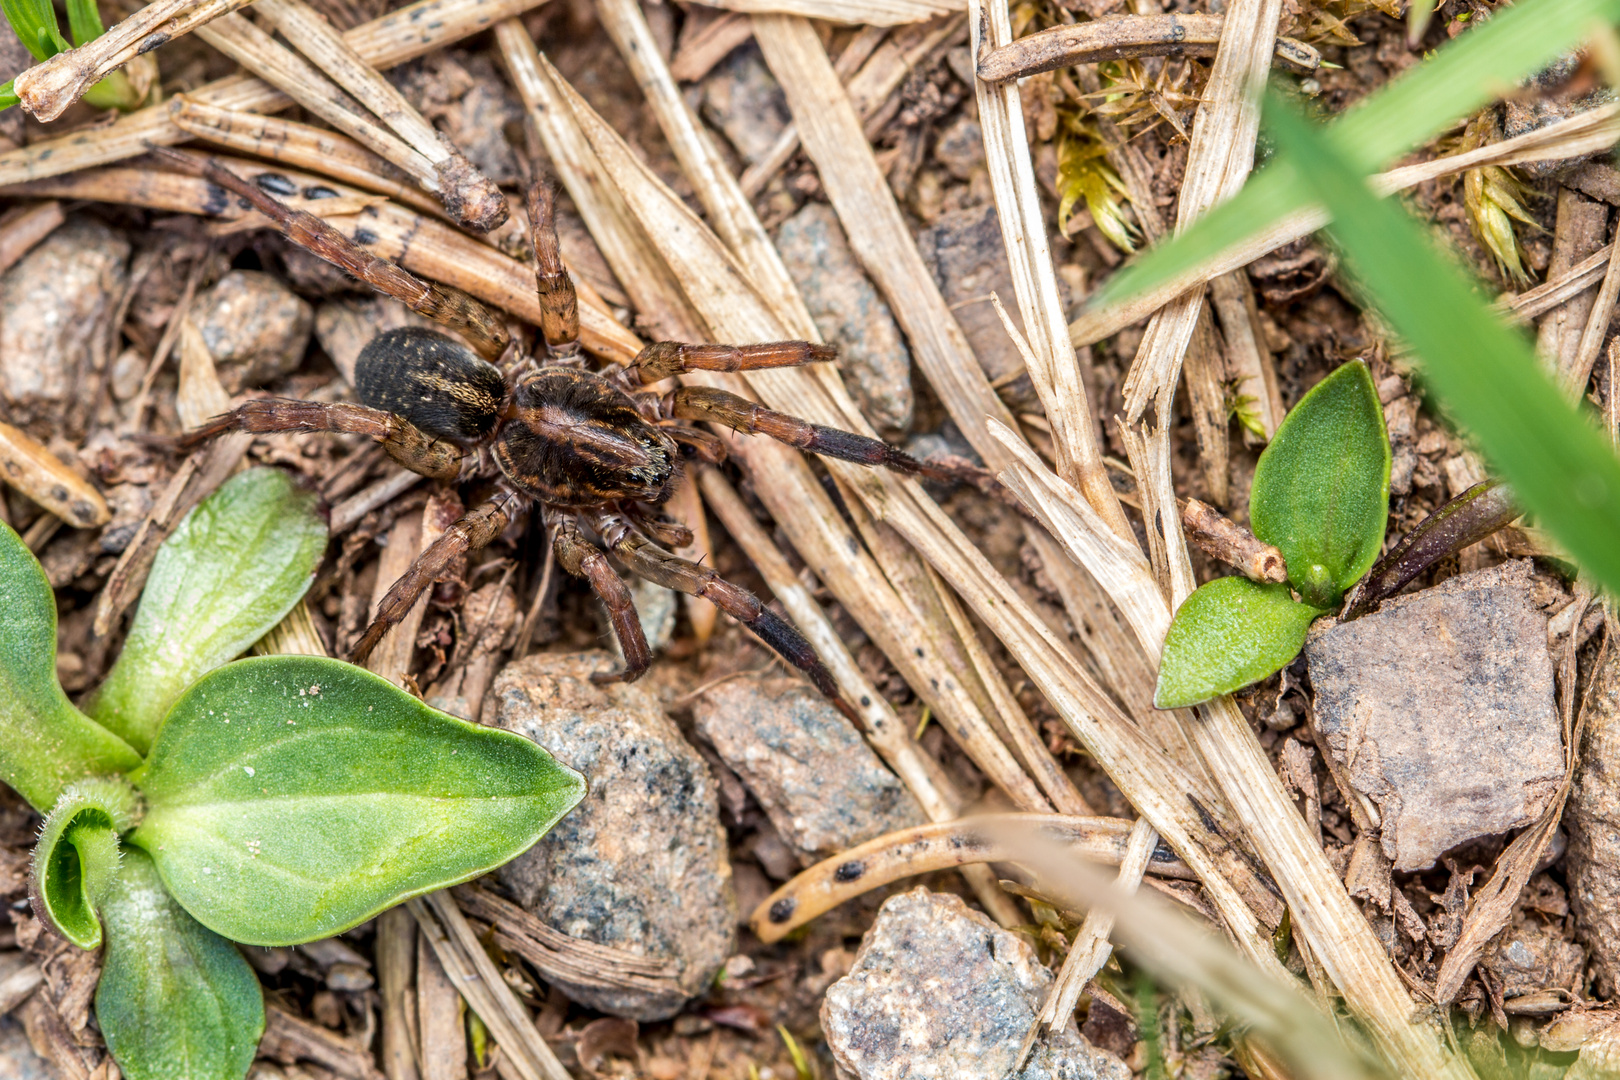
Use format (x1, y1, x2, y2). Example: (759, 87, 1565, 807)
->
(1154, 361, 1390, 708)
(2, 468, 584, 1080)
(0, 0, 147, 111)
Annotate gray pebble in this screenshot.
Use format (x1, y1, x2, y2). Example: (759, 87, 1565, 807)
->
(702, 45, 790, 165)
(191, 270, 313, 393)
(776, 203, 914, 434)
(694, 673, 924, 866)
(1305, 561, 1562, 872)
(491, 651, 735, 1020)
(823, 888, 1129, 1080)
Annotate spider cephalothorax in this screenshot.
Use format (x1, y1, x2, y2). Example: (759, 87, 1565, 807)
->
(171, 148, 964, 705)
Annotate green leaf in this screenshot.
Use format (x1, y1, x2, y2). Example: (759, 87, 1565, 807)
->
(0, 522, 140, 812)
(130, 656, 586, 946)
(97, 846, 263, 1080)
(1088, 0, 1620, 314)
(1250, 361, 1390, 608)
(1262, 88, 1620, 600)
(0, 80, 18, 112)
(1154, 578, 1323, 709)
(64, 0, 102, 47)
(0, 0, 68, 60)
(89, 468, 327, 757)
(30, 777, 139, 950)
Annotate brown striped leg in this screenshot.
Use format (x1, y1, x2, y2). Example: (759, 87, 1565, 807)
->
(633, 341, 836, 382)
(350, 492, 521, 664)
(589, 509, 845, 707)
(553, 517, 650, 683)
(664, 386, 924, 474)
(180, 399, 464, 481)
(527, 179, 582, 362)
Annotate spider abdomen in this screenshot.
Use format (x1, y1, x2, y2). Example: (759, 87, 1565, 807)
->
(495, 369, 677, 507)
(356, 327, 506, 444)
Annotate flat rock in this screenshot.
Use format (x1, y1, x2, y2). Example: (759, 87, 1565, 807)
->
(192, 270, 313, 393)
(0, 217, 129, 433)
(490, 651, 735, 1019)
(701, 44, 789, 165)
(776, 202, 914, 434)
(917, 205, 1026, 385)
(1304, 561, 1561, 872)
(823, 888, 1129, 1080)
(1565, 633, 1620, 994)
(694, 672, 924, 866)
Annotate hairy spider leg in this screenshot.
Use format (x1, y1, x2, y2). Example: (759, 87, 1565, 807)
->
(151, 147, 511, 363)
(588, 509, 846, 707)
(527, 180, 582, 363)
(179, 399, 463, 481)
(351, 492, 524, 664)
(552, 518, 651, 683)
(664, 386, 925, 474)
(631, 341, 838, 381)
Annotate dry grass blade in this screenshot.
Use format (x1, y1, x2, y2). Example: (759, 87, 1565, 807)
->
(253, 0, 506, 230)
(0, 0, 551, 187)
(0, 200, 64, 275)
(408, 893, 571, 1080)
(702, 0, 958, 27)
(1568, 231, 1620, 395)
(1071, 102, 1620, 349)
(969, 0, 1130, 537)
(976, 14, 1318, 82)
(0, 163, 382, 219)
(13, 0, 248, 121)
(0, 420, 110, 529)
(537, 24, 1284, 970)
(749, 813, 1196, 941)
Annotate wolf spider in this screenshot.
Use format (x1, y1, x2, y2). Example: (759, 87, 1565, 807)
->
(169, 148, 953, 699)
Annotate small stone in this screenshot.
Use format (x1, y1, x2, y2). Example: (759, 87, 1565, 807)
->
(934, 115, 986, 181)
(491, 652, 735, 1020)
(389, 50, 524, 185)
(1565, 636, 1620, 995)
(775, 203, 914, 434)
(1502, 55, 1619, 179)
(1480, 914, 1585, 1000)
(596, 576, 678, 660)
(823, 889, 1129, 1080)
(326, 962, 376, 992)
(0, 217, 130, 433)
(0, 1017, 51, 1080)
(191, 270, 313, 394)
(701, 44, 790, 165)
(918, 204, 1026, 383)
(694, 673, 925, 866)
(1304, 561, 1562, 872)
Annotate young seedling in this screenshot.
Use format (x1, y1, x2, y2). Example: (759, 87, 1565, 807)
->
(2, 467, 584, 1080)
(1154, 360, 1391, 708)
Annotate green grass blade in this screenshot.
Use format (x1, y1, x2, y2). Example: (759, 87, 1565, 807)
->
(1262, 88, 1620, 597)
(65, 0, 104, 47)
(1089, 0, 1620, 313)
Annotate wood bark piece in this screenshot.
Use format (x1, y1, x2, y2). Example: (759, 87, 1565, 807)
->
(1535, 188, 1608, 377)
(541, 20, 1286, 976)
(0, 0, 553, 187)
(0, 200, 64, 277)
(415, 932, 466, 1080)
(376, 907, 420, 1080)
(13, 0, 253, 121)
(253, 0, 506, 230)
(975, 13, 1318, 83)
(1181, 497, 1287, 582)
(261, 1002, 386, 1079)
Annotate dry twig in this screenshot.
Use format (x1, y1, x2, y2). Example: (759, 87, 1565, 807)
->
(975, 13, 1318, 83)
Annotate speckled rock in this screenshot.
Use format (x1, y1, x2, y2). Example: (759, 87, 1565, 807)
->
(824, 889, 1129, 1080)
(1566, 637, 1620, 995)
(0, 218, 129, 433)
(389, 50, 524, 185)
(694, 673, 924, 866)
(701, 44, 789, 165)
(491, 652, 735, 1019)
(776, 203, 914, 434)
(191, 270, 313, 393)
(1481, 912, 1586, 1000)
(1305, 561, 1561, 872)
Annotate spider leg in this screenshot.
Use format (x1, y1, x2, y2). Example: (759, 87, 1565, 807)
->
(664, 386, 923, 475)
(663, 425, 728, 465)
(553, 518, 651, 683)
(589, 509, 844, 705)
(179, 399, 463, 480)
(351, 491, 523, 664)
(633, 341, 836, 382)
(526, 179, 582, 363)
(151, 147, 511, 363)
